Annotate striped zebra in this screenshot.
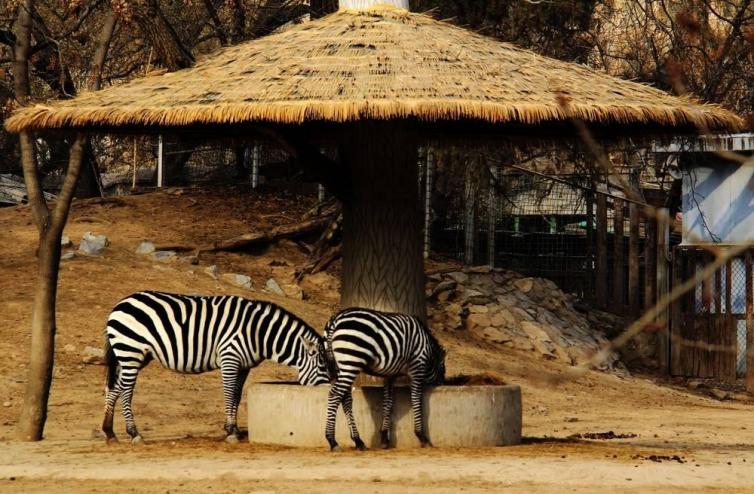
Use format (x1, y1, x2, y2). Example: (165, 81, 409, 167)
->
(102, 291, 330, 444)
(324, 308, 445, 451)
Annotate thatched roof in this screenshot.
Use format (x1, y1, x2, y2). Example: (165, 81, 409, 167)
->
(4, 6, 743, 133)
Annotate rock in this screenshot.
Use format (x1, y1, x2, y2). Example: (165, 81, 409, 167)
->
(222, 273, 252, 289)
(63, 344, 76, 353)
(429, 280, 456, 299)
(135, 241, 156, 255)
(521, 321, 551, 341)
(514, 278, 534, 293)
(466, 313, 492, 330)
(427, 273, 443, 282)
(465, 265, 492, 274)
(468, 304, 489, 314)
(61, 235, 72, 247)
(265, 278, 285, 296)
(687, 379, 706, 390)
(204, 265, 220, 279)
(2, 401, 10, 408)
(446, 272, 469, 284)
(151, 250, 177, 261)
(78, 232, 108, 256)
(82, 346, 105, 365)
(709, 388, 731, 401)
(480, 327, 512, 344)
(61, 252, 75, 261)
(436, 290, 452, 303)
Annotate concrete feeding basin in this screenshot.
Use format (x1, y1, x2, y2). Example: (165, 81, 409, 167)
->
(247, 383, 522, 448)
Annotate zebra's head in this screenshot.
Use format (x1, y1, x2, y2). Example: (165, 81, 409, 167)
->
(297, 337, 331, 386)
(425, 332, 446, 386)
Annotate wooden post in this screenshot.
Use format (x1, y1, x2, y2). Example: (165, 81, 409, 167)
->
(156, 134, 164, 188)
(670, 247, 683, 375)
(464, 169, 475, 266)
(424, 148, 434, 260)
(613, 198, 625, 312)
(656, 208, 670, 374)
(644, 216, 657, 311)
(586, 191, 595, 302)
(595, 194, 608, 309)
(628, 203, 640, 315)
(487, 162, 497, 267)
(746, 251, 754, 392)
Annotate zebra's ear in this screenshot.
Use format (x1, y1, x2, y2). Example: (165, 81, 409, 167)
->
(301, 337, 318, 355)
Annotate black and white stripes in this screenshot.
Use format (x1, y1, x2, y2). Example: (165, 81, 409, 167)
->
(102, 291, 330, 443)
(324, 308, 445, 450)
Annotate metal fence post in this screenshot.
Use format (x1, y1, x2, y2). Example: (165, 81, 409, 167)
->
(251, 144, 261, 189)
(156, 134, 164, 188)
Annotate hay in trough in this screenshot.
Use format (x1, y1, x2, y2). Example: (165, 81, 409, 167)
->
(445, 372, 508, 386)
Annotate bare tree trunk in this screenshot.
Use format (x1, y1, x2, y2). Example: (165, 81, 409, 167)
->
(131, 0, 194, 70)
(17, 135, 85, 441)
(14, 3, 114, 441)
(338, 122, 425, 321)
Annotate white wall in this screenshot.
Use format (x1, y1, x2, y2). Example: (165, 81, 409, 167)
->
(682, 163, 754, 244)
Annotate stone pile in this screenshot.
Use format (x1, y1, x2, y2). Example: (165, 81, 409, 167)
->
(427, 266, 619, 369)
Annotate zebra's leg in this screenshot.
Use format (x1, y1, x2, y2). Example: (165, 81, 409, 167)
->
(220, 359, 243, 443)
(341, 387, 366, 451)
(118, 366, 144, 444)
(409, 375, 431, 447)
(325, 371, 360, 451)
(380, 377, 396, 449)
(229, 367, 250, 441)
(102, 382, 122, 443)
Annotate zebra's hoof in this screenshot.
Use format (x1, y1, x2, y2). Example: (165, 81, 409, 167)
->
(330, 445, 342, 452)
(380, 442, 390, 449)
(355, 442, 367, 451)
(420, 441, 433, 448)
(225, 434, 240, 445)
(131, 435, 144, 445)
(105, 436, 119, 445)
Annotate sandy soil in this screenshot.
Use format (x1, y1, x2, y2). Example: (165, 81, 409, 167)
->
(2, 186, 754, 493)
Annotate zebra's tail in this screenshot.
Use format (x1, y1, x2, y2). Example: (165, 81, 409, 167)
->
(104, 335, 117, 392)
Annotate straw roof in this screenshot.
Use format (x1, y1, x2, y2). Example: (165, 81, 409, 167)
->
(5, 6, 743, 133)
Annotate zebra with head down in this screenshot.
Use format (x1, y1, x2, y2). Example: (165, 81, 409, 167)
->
(102, 291, 330, 443)
(323, 307, 446, 451)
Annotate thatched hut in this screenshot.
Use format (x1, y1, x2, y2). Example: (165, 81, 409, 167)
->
(6, 0, 742, 321)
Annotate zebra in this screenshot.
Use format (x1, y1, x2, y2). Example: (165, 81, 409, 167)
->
(323, 308, 445, 451)
(101, 291, 330, 444)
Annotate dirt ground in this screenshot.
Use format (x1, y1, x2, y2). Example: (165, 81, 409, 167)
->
(2, 187, 754, 493)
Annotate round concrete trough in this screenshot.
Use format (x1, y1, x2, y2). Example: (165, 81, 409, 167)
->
(247, 383, 522, 448)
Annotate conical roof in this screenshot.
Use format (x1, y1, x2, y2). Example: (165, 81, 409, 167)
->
(4, 6, 742, 133)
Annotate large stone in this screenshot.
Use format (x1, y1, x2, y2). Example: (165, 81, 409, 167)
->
(429, 280, 457, 299)
(513, 278, 534, 293)
(521, 321, 551, 341)
(61, 235, 72, 247)
(151, 250, 177, 262)
(222, 273, 252, 289)
(265, 278, 285, 296)
(204, 265, 220, 279)
(61, 252, 75, 261)
(135, 241, 156, 255)
(469, 304, 489, 314)
(466, 313, 492, 330)
(78, 232, 108, 256)
(446, 271, 469, 284)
